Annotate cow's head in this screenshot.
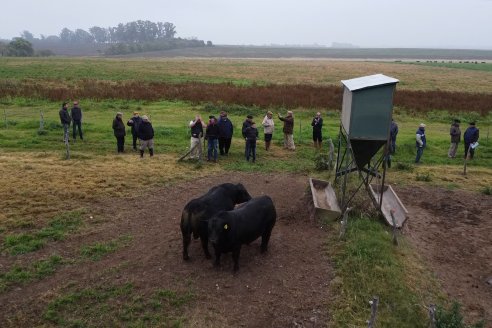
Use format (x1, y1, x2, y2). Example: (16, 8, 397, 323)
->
(208, 212, 230, 245)
(234, 183, 252, 204)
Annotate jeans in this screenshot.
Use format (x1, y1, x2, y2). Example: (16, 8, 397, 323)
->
(245, 139, 257, 161)
(448, 142, 458, 158)
(207, 138, 218, 161)
(415, 146, 424, 163)
(73, 120, 83, 140)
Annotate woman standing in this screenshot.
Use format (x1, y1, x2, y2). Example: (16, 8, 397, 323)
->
(112, 112, 126, 153)
(261, 111, 274, 151)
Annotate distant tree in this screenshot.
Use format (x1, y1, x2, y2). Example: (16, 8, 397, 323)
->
(73, 29, 94, 43)
(163, 22, 176, 39)
(206, 41, 213, 46)
(60, 28, 74, 43)
(6, 38, 34, 56)
(36, 49, 55, 57)
(89, 26, 108, 43)
(0, 41, 6, 56)
(45, 35, 61, 42)
(21, 30, 35, 41)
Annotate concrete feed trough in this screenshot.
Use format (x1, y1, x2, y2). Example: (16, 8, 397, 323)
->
(309, 178, 341, 220)
(369, 184, 408, 228)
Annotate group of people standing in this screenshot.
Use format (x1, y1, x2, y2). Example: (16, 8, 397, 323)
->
(188, 110, 317, 163)
(58, 101, 84, 143)
(118, 111, 155, 157)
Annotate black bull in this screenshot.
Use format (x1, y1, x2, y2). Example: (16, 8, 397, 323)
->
(180, 183, 252, 260)
(208, 195, 277, 271)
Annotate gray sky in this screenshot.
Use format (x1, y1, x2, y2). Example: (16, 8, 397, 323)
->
(2, 0, 491, 49)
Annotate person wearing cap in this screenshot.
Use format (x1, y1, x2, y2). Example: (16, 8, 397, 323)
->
(463, 122, 479, 159)
(244, 121, 259, 162)
(127, 111, 142, 151)
(205, 115, 219, 162)
(448, 119, 461, 158)
(59, 102, 71, 143)
(415, 123, 426, 164)
(189, 114, 206, 160)
(137, 115, 155, 158)
(261, 111, 275, 151)
(311, 112, 323, 150)
(278, 110, 295, 150)
(71, 100, 83, 142)
(112, 112, 126, 153)
(217, 111, 234, 156)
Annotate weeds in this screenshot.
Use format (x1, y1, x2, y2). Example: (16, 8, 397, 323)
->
(481, 186, 492, 195)
(416, 172, 432, 182)
(435, 301, 485, 328)
(80, 235, 132, 261)
(395, 161, 414, 172)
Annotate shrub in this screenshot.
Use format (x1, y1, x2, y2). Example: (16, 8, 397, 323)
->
(435, 302, 484, 328)
(395, 162, 414, 172)
(482, 186, 492, 195)
(415, 172, 432, 182)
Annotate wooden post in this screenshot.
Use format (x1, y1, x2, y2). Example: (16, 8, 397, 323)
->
(39, 110, 44, 131)
(367, 296, 379, 328)
(428, 304, 437, 328)
(65, 138, 70, 160)
(390, 209, 399, 246)
(339, 207, 351, 240)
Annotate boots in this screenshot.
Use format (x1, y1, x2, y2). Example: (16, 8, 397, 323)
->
(149, 148, 154, 157)
(140, 150, 144, 158)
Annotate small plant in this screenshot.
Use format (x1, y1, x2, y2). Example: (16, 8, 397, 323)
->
(482, 186, 492, 195)
(395, 162, 414, 172)
(435, 301, 484, 328)
(314, 153, 333, 171)
(416, 172, 432, 182)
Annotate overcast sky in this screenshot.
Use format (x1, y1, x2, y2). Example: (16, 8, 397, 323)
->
(2, 0, 491, 49)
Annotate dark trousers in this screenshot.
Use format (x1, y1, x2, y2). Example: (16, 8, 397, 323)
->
(415, 146, 424, 163)
(245, 140, 257, 161)
(464, 143, 475, 159)
(132, 133, 138, 150)
(116, 136, 125, 152)
(219, 137, 232, 155)
(73, 120, 83, 140)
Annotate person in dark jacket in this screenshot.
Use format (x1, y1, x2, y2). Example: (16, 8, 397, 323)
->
(415, 123, 426, 164)
(448, 119, 461, 158)
(205, 116, 219, 162)
(71, 101, 83, 141)
(59, 102, 71, 143)
(217, 111, 234, 156)
(112, 112, 126, 153)
(387, 119, 399, 168)
(138, 115, 154, 158)
(463, 122, 479, 159)
(278, 111, 295, 150)
(242, 114, 253, 159)
(244, 122, 259, 162)
(127, 111, 142, 151)
(311, 112, 323, 150)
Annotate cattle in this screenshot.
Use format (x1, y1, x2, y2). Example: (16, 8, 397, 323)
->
(180, 183, 252, 261)
(208, 195, 276, 272)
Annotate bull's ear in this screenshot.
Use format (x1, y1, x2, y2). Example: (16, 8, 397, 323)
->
(223, 224, 228, 230)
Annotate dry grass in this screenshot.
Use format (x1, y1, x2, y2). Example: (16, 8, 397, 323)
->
(0, 152, 222, 231)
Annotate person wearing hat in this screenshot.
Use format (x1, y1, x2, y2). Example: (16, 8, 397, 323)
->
(261, 111, 275, 151)
(189, 114, 206, 160)
(415, 123, 426, 163)
(448, 119, 461, 158)
(205, 115, 220, 162)
(137, 115, 155, 158)
(71, 100, 83, 142)
(217, 111, 234, 156)
(311, 112, 323, 150)
(463, 122, 479, 159)
(112, 112, 126, 153)
(244, 122, 259, 162)
(59, 102, 71, 143)
(127, 111, 142, 151)
(278, 110, 295, 150)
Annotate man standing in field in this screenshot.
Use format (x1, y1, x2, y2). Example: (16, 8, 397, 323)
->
(242, 115, 254, 158)
(138, 115, 154, 158)
(127, 111, 142, 151)
(415, 123, 426, 164)
(387, 119, 399, 168)
(463, 122, 479, 159)
(71, 101, 83, 142)
(278, 111, 295, 150)
(59, 102, 71, 143)
(189, 114, 206, 160)
(217, 111, 234, 156)
(261, 111, 274, 151)
(448, 119, 461, 158)
(311, 112, 323, 150)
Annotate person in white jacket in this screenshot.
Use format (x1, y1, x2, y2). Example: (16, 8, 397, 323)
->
(261, 111, 275, 151)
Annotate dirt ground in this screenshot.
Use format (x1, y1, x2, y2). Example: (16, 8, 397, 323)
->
(0, 172, 333, 327)
(397, 185, 492, 326)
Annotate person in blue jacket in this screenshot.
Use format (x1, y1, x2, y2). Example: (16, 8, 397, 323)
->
(217, 111, 234, 156)
(415, 123, 426, 164)
(463, 122, 479, 159)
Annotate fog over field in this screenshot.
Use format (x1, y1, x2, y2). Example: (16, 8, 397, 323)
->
(1, 0, 492, 49)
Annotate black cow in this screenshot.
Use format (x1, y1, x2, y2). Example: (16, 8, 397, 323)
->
(181, 183, 252, 261)
(208, 195, 276, 272)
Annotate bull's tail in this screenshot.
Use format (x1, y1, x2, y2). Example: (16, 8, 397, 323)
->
(181, 208, 201, 239)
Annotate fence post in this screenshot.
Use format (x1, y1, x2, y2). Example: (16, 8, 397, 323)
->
(428, 304, 437, 328)
(298, 119, 302, 145)
(39, 110, 45, 131)
(3, 109, 6, 129)
(367, 296, 379, 328)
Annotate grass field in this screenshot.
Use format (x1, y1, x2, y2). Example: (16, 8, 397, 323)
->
(0, 57, 491, 327)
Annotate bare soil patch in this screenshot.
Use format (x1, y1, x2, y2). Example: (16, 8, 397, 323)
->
(0, 172, 332, 327)
(397, 186, 492, 325)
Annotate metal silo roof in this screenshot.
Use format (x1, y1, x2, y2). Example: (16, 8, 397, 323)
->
(341, 74, 399, 91)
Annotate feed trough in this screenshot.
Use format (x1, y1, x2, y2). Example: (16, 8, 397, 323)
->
(309, 178, 341, 220)
(369, 184, 408, 227)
